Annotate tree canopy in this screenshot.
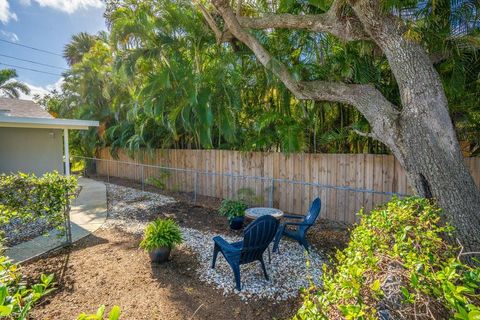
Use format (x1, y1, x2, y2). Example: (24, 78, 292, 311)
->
(38, 0, 479, 158)
(0, 69, 30, 99)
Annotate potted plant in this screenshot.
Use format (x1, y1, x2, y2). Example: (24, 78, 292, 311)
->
(218, 199, 248, 230)
(139, 218, 183, 263)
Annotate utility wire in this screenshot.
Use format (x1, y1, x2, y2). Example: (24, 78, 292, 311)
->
(0, 39, 63, 57)
(0, 53, 68, 70)
(0, 62, 63, 76)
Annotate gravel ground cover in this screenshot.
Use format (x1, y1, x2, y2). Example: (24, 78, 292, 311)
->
(104, 183, 325, 301)
(183, 227, 323, 301)
(103, 183, 176, 234)
(1, 218, 57, 247)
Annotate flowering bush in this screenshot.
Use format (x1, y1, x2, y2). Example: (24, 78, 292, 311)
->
(296, 197, 480, 320)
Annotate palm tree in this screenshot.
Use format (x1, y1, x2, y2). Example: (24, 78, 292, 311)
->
(0, 69, 30, 99)
(63, 32, 98, 66)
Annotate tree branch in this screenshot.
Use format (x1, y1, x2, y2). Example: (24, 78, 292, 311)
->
(209, 0, 400, 148)
(237, 12, 368, 41)
(352, 128, 378, 140)
(196, 2, 234, 43)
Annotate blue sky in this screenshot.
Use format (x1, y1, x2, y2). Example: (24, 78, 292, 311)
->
(0, 0, 106, 99)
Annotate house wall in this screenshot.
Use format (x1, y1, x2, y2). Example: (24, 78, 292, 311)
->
(0, 127, 64, 176)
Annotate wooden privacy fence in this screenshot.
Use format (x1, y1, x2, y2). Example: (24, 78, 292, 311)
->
(94, 149, 480, 224)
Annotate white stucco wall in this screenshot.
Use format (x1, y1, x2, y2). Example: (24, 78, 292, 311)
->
(0, 127, 64, 176)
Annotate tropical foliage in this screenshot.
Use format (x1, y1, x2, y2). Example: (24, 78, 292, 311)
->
(0, 69, 30, 99)
(36, 0, 479, 156)
(296, 197, 480, 320)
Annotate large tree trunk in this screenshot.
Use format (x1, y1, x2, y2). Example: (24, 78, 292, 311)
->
(398, 113, 480, 255)
(348, 0, 480, 255)
(205, 0, 480, 257)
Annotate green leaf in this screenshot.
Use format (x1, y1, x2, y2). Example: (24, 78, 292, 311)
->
(108, 306, 121, 320)
(0, 285, 7, 305)
(370, 279, 381, 292)
(469, 310, 480, 320)
(0, 305, 13, 316)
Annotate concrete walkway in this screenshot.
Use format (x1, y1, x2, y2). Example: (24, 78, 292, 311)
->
(5, 178, 107, 263)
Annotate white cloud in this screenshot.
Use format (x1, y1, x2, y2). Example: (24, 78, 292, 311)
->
(26, 0, 104, 14)
(0, 30, 18, 42)
(19, 0, 31, 5)
(0, 0, 17, 24)
(20, 77, 64, 100)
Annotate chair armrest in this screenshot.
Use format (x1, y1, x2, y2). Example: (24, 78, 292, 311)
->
(283, 214, 304, 219)
(213, 236, 242, 253)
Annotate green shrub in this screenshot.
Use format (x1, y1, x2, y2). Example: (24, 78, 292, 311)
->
(139, 219, 183, 251)
(145, 170, 170, 189)
(296, 197, 480, 320)
(236, 188, 262, 205)
(218, 199, 247, 221)
(0, 253, 55, 319)
(77, 305, 121, 320)
(0, 172, 77, 229)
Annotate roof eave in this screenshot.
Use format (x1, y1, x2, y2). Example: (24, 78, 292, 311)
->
(0, 116, 100, 130)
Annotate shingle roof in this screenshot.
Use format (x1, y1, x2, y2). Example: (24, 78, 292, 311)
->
(0, 98, 53, 119)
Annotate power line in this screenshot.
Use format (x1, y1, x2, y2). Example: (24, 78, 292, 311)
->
(0, 62, 63, 76)
(0, 53, 68, 70)
(0, 39, 63, 57)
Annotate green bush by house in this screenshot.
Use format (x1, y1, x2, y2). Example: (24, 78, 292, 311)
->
(296, 197, 480, 320)
(0, 172, 77, 228)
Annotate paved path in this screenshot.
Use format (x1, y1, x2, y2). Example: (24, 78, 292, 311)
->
(5, 178, 107, 263)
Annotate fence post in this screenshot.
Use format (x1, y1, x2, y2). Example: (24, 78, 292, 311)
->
(269, 179, 274, 207)
(64, 194, 72, 245)
(193, 171, 198, 204)
(141, 165, 145, 191)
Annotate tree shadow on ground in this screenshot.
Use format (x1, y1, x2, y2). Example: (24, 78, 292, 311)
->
(22, 233, 109, 294)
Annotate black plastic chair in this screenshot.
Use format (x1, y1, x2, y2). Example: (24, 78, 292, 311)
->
(272, 198, 321, 253)
(211, 215, 279, 291)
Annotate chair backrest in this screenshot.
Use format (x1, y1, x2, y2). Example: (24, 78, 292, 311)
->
(240, 215, 279, 263)
(299, 198, 321, 233)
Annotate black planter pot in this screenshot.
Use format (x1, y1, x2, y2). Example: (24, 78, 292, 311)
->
(148, 247, 171, 263)
(229, 216, 245, 230)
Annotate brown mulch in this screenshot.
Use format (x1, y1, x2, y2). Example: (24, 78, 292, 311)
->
(24, 229, 300, 320)
(21, 177, 350, 320)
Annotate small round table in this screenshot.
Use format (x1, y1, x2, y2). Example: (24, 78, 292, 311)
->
(245, 207, 284, 220)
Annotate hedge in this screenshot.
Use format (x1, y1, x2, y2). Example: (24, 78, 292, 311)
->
(0, 172, 77, 231)
(296, 197, 480, 320)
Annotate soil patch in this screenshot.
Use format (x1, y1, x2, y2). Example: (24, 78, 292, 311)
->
(23, 228, 300, 320)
